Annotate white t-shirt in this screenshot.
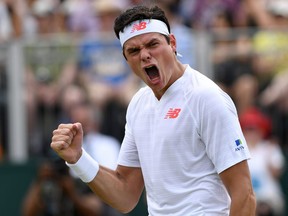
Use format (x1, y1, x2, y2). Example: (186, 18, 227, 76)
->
(118, 65, 250, 216)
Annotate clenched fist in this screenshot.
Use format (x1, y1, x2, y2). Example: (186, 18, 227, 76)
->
(50, 123, 83, 164)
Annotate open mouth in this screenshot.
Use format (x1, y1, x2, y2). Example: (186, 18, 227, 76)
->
(145, 65, 160, 81)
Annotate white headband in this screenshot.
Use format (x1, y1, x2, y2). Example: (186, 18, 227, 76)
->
(119, 19, 169, 47)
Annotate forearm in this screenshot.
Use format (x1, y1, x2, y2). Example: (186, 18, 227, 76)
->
(66, 149, 144, 213)
(220, 161, 257, 216)
(88, 165, 144, 213)
(229, 188, 256, 216)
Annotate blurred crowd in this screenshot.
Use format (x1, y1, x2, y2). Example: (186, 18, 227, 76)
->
(1, 0, 288, 215)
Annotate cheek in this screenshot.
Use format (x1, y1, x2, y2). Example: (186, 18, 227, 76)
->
(127, 61, 142, 77)
(158, 49, 175, 68)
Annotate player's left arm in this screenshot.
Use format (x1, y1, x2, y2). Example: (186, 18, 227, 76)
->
(219, 160, 256, 216)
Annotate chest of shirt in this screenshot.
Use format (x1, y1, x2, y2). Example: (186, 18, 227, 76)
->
(130, 96, 205, 168)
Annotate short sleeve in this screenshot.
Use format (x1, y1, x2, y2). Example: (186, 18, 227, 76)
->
(198, 87, 250, 173)
(117, 95, 141, 168)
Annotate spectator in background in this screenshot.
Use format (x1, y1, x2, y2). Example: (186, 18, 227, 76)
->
(77, 0, 136, 109)
(56, 85, 124, 215)
(212, 30, 258, 115)
(69, 101, 121, 171)
(240, 107, 285, 216)
(30, 0, 54, 35)
(21, 158, 104, 216)
(244, 0, 288, 89)
(243, 0, 288, 28)
(260, 69, 288, 112)
(0, 0, 13, 42)
(22, 84, 122, 216)
(61, 0, 99, 35)
(68, 101, 123, 216)
(155, 0, 196, 68)
(24, 0, 78, 157)
(57, 84, 89, 124)
(259, 66, 288, 149)
(195, 0, 258, 116)
(77, 0, 140, 142)
(0, 0, 39, 41)
(230, 73, 259, 115)
(249, 0, 288, 146)
(179, 0, 243, 29)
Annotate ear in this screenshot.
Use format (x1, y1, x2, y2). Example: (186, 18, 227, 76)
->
(169, 34, 177, 53)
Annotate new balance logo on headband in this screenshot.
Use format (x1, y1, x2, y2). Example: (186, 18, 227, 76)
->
(131, 21, 147, 33)
(119, 19, 169, 47)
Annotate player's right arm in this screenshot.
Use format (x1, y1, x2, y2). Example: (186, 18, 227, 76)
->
(88, 165, 144, 213)
(51, 123, 145, 213)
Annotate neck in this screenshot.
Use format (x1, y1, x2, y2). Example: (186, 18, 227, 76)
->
(155, 61, 186, 100)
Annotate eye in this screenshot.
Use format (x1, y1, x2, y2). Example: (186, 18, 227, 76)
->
(148, 41, 159, 48)
(127, 47, 140, 56)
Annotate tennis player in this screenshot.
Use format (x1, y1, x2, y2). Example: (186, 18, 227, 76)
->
(51, 5, 256, 215)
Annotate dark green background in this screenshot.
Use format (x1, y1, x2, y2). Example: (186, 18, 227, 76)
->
(1, 155, 288, 216)
(0, 160, 148, 216)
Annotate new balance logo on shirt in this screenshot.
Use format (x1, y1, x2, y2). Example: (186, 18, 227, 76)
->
(165, 108, 181, 119)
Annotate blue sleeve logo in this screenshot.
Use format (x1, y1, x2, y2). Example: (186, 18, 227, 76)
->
(235, 139, 242, 146)
(235, 139, 244, 151)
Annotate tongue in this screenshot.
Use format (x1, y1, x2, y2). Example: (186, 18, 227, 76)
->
(148, 70, 159, 80)
(146, 67, 159, 80)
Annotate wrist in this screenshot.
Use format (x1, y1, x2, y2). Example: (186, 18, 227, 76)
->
(67, 148, 83, 164)
(66, 149, 99, 183)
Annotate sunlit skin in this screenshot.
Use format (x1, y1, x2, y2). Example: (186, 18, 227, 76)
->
(123, 32, 186, 100)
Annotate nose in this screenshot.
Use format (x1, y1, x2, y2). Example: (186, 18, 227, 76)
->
(140, 48, 151, 62)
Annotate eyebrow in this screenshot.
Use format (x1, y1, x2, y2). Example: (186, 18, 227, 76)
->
(124, 37, 161, 52)
(125, 46, 139, 54)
